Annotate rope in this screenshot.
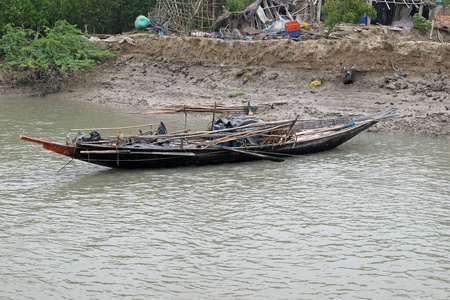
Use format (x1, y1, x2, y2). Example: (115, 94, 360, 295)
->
(57, 157, 74, 173)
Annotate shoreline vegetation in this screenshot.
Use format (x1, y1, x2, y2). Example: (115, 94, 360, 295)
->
(0, 21, 116, 95)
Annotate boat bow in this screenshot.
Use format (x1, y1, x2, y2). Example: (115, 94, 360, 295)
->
(20, 135, 75, 156)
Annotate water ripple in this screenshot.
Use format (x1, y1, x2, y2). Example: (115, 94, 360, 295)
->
(1, 98, 449, 299)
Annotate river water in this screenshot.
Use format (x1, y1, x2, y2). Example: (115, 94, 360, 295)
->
(1, 97, 449, 299)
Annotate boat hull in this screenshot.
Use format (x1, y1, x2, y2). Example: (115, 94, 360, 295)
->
(67, 119, 377, 169)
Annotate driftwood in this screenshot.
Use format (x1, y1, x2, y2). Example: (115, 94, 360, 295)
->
(212, 0, 293, 32)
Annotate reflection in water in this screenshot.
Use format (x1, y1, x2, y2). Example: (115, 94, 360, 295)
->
(1, 97, 449, 299)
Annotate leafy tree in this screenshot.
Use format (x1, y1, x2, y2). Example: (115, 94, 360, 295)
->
(0, 20, 116, 93)
(412, 13, 431, 31)
(0, 0, 53, 35)
(1, 0, 158, 36)
(66, 0, 157, 34)
(322, 0, 376, 36)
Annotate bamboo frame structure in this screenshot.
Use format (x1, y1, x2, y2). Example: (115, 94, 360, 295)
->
(152, 0, 220, 33)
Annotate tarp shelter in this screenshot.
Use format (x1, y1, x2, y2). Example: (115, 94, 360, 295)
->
(368, 0, 436, 25)
(212, 0, 439, 34)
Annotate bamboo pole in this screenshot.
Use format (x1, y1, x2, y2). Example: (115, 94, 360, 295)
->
(211, 102, 217, 131)
(204, 122, 295, 147)
(141, 104, 246, 110)
(184, 105, 187, 129)
(124, 119, 296, 140)
(70, 121, 177, 132)
(141, 104, 246, 115)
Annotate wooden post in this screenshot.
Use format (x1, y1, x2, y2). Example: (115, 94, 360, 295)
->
(419, 4, 424, 16)
(367, 0, 373, 25)
(211, 102, 217, 131)
(430, 20, 434, 40)
(316, 0, 323, 23)
(184, 105, 187, 129)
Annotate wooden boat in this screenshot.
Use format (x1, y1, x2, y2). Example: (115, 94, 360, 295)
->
(20, 108, 396, 169)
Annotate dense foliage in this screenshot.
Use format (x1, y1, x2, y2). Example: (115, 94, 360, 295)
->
(0, 0, 255, 35)
(225, 0, 254, 12)
(0, 20, 116, 92)
(322, 0, 376, 36)
(0, 0, 157, 36)
(412, 13, 432, 31)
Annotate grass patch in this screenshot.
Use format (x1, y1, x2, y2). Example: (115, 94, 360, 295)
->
(229, 92, 245, 98)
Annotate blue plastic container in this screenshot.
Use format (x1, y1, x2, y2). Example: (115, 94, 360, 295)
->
(285, 29, 301, 38)
(360, 15, 368, 25)
(213, 125, 220, 141)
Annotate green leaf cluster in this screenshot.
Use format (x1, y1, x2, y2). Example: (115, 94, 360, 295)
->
(412, 13, 432, 31)
(0, 20, 116, 79)
(225, 0, 254, 12)
(322, 0, 376, 36)
(0, 0, 157, 35)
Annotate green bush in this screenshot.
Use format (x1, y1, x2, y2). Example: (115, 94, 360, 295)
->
(412, 13, 431, 31)
(225, 0, 254, 12)
(0, 20, 115, 91)
(0, 0, 158, 35)
(322, 0, 376, 36)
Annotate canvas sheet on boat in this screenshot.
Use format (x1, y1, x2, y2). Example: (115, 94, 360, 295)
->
(215, 115, 265, 128)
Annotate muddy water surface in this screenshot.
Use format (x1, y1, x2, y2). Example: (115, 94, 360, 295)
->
(1, 97, 449, 299)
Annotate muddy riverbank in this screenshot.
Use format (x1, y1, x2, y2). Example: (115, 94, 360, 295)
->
(1, 31, 449, 137)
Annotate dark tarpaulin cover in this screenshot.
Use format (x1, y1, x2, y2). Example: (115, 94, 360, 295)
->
(215, 114, 265, 128)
